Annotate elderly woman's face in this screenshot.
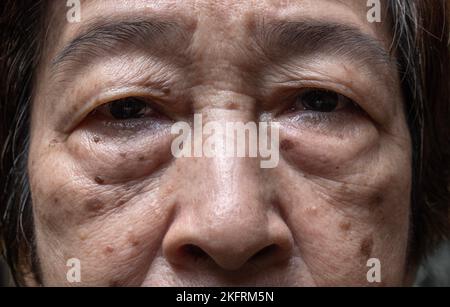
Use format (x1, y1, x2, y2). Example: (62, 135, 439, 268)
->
(28, 0, 412, 286)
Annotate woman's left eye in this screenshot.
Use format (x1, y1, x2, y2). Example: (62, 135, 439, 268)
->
(291, 89, 355, 113)
(93, 97, 157, 120)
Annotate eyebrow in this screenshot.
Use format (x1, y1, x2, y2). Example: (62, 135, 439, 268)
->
(51, 18, 189, 76)
(51, 17, 395, 82)
(256, 19, 395, 69)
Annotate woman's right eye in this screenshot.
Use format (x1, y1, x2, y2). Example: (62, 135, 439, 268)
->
(92, 97, 159, 120)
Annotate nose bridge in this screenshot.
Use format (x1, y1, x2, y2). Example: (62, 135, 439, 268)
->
(186, 92, 264, 223)
(161, 77, 292, 271)
(186, 136, 266, 234)
(162, 118, 287, 270)
(163, 153, 271, 269)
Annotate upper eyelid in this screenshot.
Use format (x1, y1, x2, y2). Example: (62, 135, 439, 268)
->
(93, 96, 172, 119)
(59, 87, 171, 133)
(267, 81, 363, 109)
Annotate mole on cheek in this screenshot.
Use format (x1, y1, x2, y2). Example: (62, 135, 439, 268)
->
(280, 139, 295, 151)
(104, 245, 115, 254)
(85, 197, 104, 213)
(339, 221, 351, 232)
(78, 230, 88, 241)
(93, 136, 101, 143)
(94, 176, 105, 185)
(226, 102, 239, 110)
(360, 236, 374, 259)
(369, 193, 384, 211)
(128, 232, 141, 247)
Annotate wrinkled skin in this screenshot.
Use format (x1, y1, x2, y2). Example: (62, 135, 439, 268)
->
(28, 0, 412, 286)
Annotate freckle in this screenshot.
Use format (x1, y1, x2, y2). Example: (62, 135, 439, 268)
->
(360, 236, 374, 259)
(78, 231, 88, 241)
(280, 139, 295, 151)
(93, 136, 101, 143)
(109, 280, 120, 287)
(54, 197, 59, 204)
(335, 166, 340, 170)
(138, 156, 146, 161)
(162, 87, 171, 95)
(85, 198, 104, 212)
(128, 233, 140, 247)
(94, 176, 105, 185)
(104, 246, 114, 254)
(227, 102, 239, 110)
(120, 152, 127, 158)
(339, 221, 351, 231)
(305, 206, 318, 215)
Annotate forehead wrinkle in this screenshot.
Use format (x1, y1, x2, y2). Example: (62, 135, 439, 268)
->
(50, 16, 191, 80)
(259, 20, 392, 64)
(254, 18, 398, 75)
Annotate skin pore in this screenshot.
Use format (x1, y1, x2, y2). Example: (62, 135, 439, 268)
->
(28, 0, 412, 286)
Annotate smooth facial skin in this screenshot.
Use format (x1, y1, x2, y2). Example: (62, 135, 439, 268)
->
(28, 0, 412, 286)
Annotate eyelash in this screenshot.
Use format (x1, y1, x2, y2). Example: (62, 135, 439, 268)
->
(90, 96, 166, 119)
(88, 87, 361, 130)
(276, 87, 361, 115)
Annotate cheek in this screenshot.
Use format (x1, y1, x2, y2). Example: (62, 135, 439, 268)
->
(279, 118, 379, 175)
(66, 124, 174, 183)
(274, 121, 412, 285)
(29, 128, 177, 285)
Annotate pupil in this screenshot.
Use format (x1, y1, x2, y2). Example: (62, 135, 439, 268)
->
(302, 90, 339, 112)
(109, 98, 146, 119)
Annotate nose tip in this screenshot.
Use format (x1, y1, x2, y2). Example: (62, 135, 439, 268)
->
(163, 220, 293, 271)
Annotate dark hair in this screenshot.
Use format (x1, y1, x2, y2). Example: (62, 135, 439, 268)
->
(1, 0, 449, 286)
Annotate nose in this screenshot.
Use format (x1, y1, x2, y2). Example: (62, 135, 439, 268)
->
(162, 154, 293, 271)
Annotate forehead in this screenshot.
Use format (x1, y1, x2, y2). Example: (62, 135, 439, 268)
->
(45, 0, 392, 59)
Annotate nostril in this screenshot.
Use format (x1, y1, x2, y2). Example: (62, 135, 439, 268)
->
(182, 244, 209, 261)
(250, 244, 279, 262)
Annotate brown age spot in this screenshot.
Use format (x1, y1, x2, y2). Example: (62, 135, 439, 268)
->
(227, 102, 239, 110)
(94, 176, 105, 185)
(304, 206, 318, 216)
(128, 232, 140, 247)
(372, 193, 384, 206)
(78, 230, 88, 241)
(85, 198, 104, 213)
(104, 246, 115, 254)
(367, 193, 384, 213)
(360, 236, 374, 259)
(280, 139, 295, 151)
(138, 155, 146, 161)
(162, 87, 171, 95)
(339, 221, 351, 232)
(120, 152, 127, 158)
